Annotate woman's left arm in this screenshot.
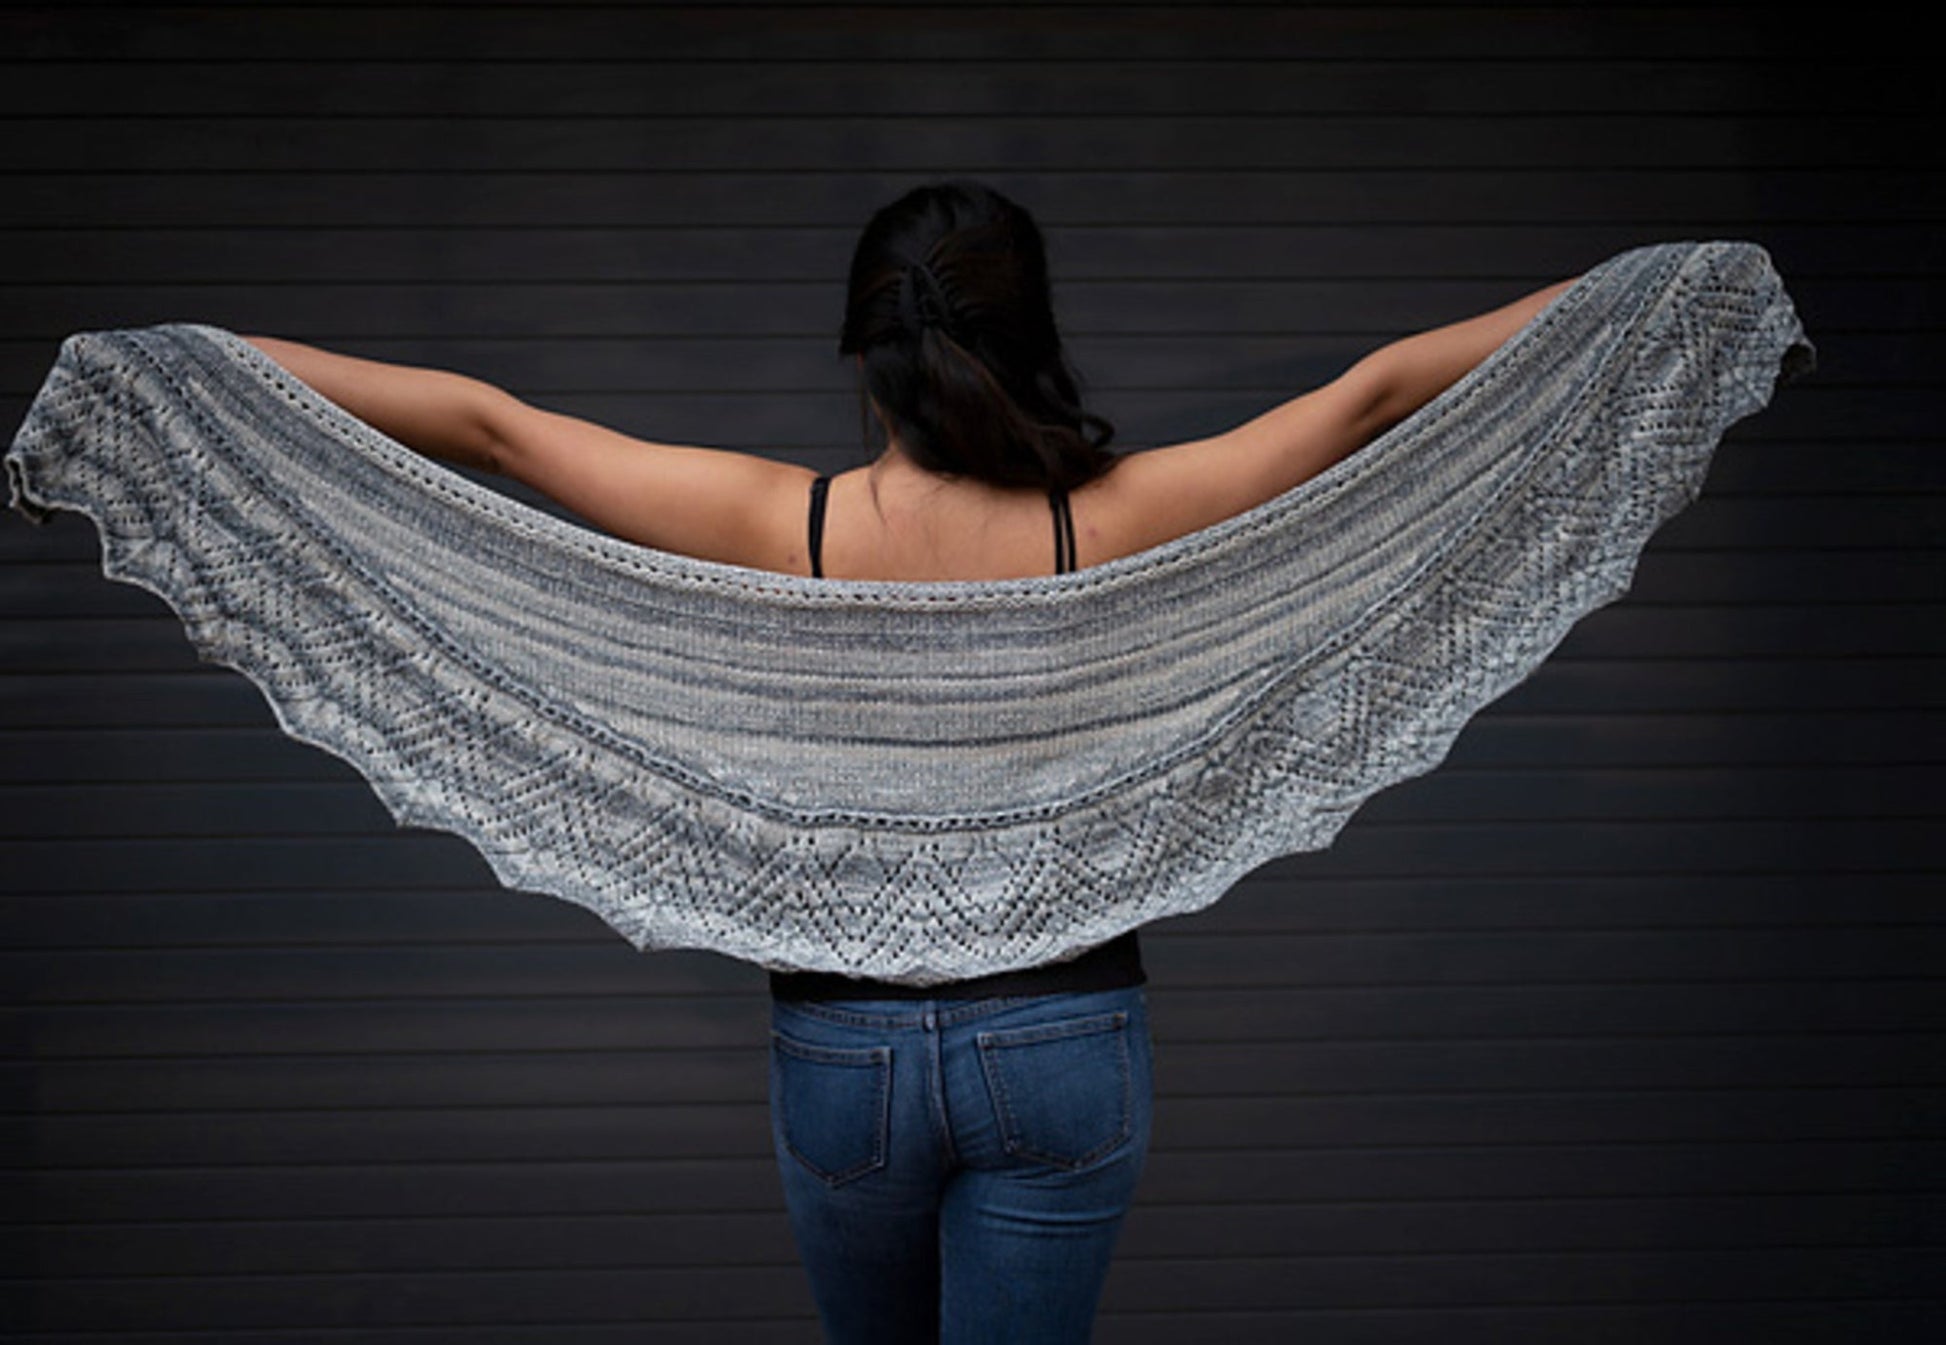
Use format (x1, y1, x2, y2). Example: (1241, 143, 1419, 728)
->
(1087, 276, 1578, 556)
(241, 336, 814, 569)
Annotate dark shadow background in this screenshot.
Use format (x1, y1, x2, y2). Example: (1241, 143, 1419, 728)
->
(2, 4, 1939, 1341)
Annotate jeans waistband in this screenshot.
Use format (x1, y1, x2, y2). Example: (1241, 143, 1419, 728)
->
(772, 982, 1145, 1031)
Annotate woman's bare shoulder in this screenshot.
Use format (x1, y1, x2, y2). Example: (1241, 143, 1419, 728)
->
(489, 400, 821, 574)
(1077, 370, 1382, 564)
(1077, 276, 1578, 568)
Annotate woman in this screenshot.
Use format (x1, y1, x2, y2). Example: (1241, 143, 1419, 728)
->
(243, 180, 1573, 1343)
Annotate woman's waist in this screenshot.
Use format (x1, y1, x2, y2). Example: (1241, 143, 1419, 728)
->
(768, 930, 1145, 1003)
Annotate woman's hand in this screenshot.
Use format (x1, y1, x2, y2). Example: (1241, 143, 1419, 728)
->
(242, 336, 814, 570)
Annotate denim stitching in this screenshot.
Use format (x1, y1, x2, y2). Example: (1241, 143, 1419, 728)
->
(976, 1012, 1132, 1170)
(771, 1030, 890, 1187)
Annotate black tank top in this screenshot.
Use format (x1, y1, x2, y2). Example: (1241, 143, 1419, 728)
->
(769, 475, 1146, 1001)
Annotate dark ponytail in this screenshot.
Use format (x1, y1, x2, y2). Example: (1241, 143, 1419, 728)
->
(838, 180, 1117, 492)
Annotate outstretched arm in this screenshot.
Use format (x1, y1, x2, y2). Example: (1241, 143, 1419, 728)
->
(243, 337, 508, 472)
(241, 337, 813, 570)
(1350, 277, 1578, 435)
(1092, 276, 1577, 554)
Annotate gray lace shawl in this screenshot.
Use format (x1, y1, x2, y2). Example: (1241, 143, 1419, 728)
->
(5, 242, 1811, 984)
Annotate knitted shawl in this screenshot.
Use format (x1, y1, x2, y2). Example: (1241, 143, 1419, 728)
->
(5, 241, 1811, 984)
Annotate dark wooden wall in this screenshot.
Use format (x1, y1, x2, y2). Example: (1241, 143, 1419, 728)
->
(3, 4, 1939, 1341)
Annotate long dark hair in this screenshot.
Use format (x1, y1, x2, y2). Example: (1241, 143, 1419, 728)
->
(838, 180, 1117, 491)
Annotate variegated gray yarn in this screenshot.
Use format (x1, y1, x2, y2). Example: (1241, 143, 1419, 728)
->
(5, 242, 1810, 984)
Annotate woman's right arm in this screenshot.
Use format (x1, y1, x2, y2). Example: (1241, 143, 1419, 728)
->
(1090, 276, 1576, 555)
(243, 336, 511, 473)
(241, 336, 814, 569)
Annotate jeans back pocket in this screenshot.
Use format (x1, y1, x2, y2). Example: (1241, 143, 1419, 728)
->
(976, 1009, 1132, 1170)
(770, 1031, 891, 1187)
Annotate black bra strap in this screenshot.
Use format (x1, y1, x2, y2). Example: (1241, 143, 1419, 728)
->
(1050, 488, 1077, 574)
(816, 475, 1069, 579)
(807, 474, 832, 579)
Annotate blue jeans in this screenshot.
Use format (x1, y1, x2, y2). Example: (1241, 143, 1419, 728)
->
(769, 985, 1153, 1344)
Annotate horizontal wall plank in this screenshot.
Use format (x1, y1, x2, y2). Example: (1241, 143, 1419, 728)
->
(3, 169, 1929, 229)
(6, 1262, 815, 1331)
(1097, 1306, 1946, 1345)
(8, 1140, 1931, 1219)
(8, 1192, 1935, 1278)
(4, 116, 1904, 174)
(0, 7, 1820, 64)
(0, 222, 1935, 287)
(1101, 1247, 1944, 1311)
(0, 1102, 777, 1165)
(1148, 924, 1942, 987)
(0, 1329, 817, 1345)
(5, 58, 1900, 119)
(5, 1212, 800, 1276)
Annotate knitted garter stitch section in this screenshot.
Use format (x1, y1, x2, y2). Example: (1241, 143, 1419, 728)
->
(5, 242, 1812, 983)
